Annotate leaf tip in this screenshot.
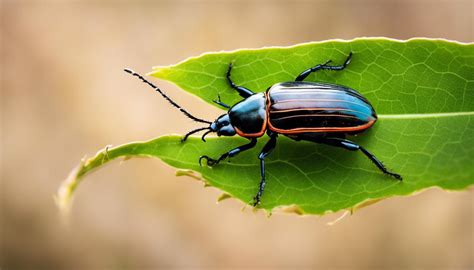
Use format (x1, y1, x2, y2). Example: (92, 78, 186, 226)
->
(146, 66, 168, 79)
(55, 159, 84, 212)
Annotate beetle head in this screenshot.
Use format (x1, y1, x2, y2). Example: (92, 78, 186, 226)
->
(209, 114, 236, 137)
(181, 113, 236, 142)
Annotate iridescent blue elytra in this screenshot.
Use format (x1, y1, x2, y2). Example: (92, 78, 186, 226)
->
(267, 82, 377, 133)
(125, 52, 401, 207)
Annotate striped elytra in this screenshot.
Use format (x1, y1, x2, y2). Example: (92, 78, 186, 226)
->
(266, 82, 377, 134)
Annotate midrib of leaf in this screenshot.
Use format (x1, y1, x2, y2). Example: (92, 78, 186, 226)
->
(379, 111, 474, 119)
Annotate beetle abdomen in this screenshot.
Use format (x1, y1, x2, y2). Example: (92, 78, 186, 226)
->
(267, 82, 377, 134)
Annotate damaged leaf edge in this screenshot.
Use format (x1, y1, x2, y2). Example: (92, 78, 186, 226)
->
(56, 136, 471, 216)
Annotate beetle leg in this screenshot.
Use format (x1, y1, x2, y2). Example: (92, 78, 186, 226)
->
(226, 63, 255, 98)
(318, 137, 402, 180)
(212, 94, 231, 109)
(253, 134, 278, 207)
(199, 138, 257, 167)
(295, 52, 353, 81)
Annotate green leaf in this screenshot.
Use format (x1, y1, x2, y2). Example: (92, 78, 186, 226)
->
(149, 38, 474, 114)
(58, 38, 474, 215)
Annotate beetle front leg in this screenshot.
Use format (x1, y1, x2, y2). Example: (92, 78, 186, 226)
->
(253, 134, 278, 207)
(319, 137, 402, 180)
(199, 138, 257, 167)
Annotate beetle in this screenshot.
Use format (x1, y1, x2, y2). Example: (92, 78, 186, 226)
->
(125, 52, 402, 206)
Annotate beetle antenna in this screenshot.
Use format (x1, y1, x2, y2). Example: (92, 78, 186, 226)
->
(181, 127, 210, 142)
(124, 69, 212, 125)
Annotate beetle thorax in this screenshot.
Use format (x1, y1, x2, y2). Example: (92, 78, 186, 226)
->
(228, 93, 267, 138)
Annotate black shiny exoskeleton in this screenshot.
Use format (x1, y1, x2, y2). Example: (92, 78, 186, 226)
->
(125, 53, 402, 207)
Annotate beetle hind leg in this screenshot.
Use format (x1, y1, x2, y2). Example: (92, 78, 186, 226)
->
(313, 137, 402, 180)
(295, 52, 353, 81)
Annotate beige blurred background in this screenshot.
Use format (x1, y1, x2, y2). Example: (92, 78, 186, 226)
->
(1, 0, 473, 269)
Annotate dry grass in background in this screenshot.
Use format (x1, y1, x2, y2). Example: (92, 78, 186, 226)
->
(1, 0, 473, 268)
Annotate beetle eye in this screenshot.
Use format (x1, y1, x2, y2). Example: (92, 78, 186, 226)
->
(216, 120, 229, 128)
(217, 125, 236, 137)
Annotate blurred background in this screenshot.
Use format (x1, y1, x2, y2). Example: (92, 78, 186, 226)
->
(1, 0, 473, 269)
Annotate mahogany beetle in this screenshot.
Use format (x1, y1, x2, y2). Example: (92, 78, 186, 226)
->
(125, 53, 402, 206)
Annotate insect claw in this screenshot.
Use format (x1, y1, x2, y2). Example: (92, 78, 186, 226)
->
(227, 63, 233, 75)
(392, 173, 403, 181)
(384, 170, 402, 181)
(199, 155, 208, 167)
(343, 52, 353, 66)
(212, 94, 220, 103)
(252, 196, 260, 207)
(207, 159, 216, 166)
(199, 155, 219, 167)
